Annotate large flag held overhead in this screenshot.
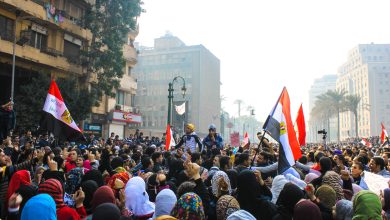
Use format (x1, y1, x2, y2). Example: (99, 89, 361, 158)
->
(381, 123, 389, 144)
(40, 80, 84, 141)
(263, 87, 302, 174)
(295, 103, 306, 146)
(360, 138, 372, 148)
(165, 124, 176, 151)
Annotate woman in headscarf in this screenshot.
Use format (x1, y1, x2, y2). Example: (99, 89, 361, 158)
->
(208, 171, 232, 220)
(353, 190, 382, 220)
(236, 170, 276, 220)
(32, 166, 45, 187)
(125, 176, 155, 219)
(6, 170, 31, 212)
(153, 189, 177, 219)
(21, 194, 56, 220)
(311, 157, 333, 189)
(322, 171, 345, 201)
(92, 203, 121, 220)
(65, 167, 84, 195)
(90, 186, 116, 211)
(81, 170, 105, 187)
(315, 184, 336, 220)
(270, 175, 289, 204)
(38, 178, 87, 220)
(226, 210, 256, 220)
(81, 180, 99, 214)
(273, 182, 304, 220)
(334, 199, 353, 220)
(216, 195, 240, 220)
(293, 199, 322, 220)
(381, 188, 390, 219)
(171, 192, 205, 220)
(108, 171, 130, 198)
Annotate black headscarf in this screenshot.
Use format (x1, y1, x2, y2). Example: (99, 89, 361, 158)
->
(82, 170, 105, 187)
(81, 180, 99, 213)
(16, 185, 37, 212)
(92, 203, 121, 220)
(275, 183, 304, 219)
(236, 170, 262, 209)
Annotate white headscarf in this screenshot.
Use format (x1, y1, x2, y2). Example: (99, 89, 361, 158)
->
(153, 189, 177, 219)
(271, 175, 289, 204)
(227, 210, 256, 220)
(211, 171, 232, 197)
(125, 176, 155, 216)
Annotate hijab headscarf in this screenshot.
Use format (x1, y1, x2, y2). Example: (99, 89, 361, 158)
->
(7, 170, 31, 208)
(92, 203, 121, 220)
(352, 190, 382, 220)
(81, 180, 99, 212)
(322, 171, 345, 200)
(125, 176, 155, 217)
(82, 170, 104, 187)
(171, 192, 205, 220)
(276, 182, 304, 218)
(153, 189, 177, 219)
(293, 199, 322, 220)
(271, 175, 289, 204)
(315, 184, 337, 209)
(319, 157, 332, 174)
(108, 171, 130, 192)
(335, 199, 353, 220)
(383, 188, 390, 211)
(236, 170, 262, 209)
(37, 178, 65, 208)
(65, 167, 84, 194)
(211, 171, 232, 198)
(216, 195, 240, 220)
(226, 210, 256, 220)
(21, 194, 57, 220)
(91, 186, 116, 211)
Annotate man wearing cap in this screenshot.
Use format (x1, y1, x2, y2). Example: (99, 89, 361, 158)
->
(202, 124, 224, 155)
(175, 123, 203, 153)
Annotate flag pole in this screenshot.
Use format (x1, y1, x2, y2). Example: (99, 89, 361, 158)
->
(250, 124, 268, 168)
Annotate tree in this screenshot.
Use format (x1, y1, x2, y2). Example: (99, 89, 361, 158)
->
(84, 0, 144, 98)
(344, 94, 366, 138)
(14, 74, 94, 134)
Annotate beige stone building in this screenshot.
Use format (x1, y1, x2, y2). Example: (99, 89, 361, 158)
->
(336, 44, 390, 140)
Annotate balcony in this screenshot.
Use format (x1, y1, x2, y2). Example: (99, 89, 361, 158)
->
(123, 44, 137, 64)
(0, 37, 82, 74)
(1, 0, 92, 41)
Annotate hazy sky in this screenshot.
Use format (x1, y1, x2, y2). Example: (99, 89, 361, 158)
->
(136, 0, 390, 123)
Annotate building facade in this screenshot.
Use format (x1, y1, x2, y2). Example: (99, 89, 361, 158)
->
(0, 0, 139, 139)
(336, 44, 390, 140)
(133, 33, 221, 137)
(307, 75, 338, 143)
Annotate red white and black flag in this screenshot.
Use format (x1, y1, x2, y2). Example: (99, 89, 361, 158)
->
(263, 87, 302, 174)
(39, 80, 85, 141)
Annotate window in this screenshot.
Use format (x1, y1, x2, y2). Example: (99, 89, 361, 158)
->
(131, 94, 136, 107)
(0, 15, 14, 41)
(128, 66, 132, 76)
(28, 30, 47, 49)
(63, 35, 81, 64)
(65, 0, 83, 21)
(116, 90, 125, 105)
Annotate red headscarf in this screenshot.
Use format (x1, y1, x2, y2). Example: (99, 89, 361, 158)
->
(7, 170, 31, 208)
(38, 178, 65, 208)
(91, 186, 116, 211)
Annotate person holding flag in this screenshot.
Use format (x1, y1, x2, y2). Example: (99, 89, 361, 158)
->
(381, 123, 389, 147)
(174, 123, 202, 153)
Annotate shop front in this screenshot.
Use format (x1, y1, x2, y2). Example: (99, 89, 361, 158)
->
(108, 110, 142, 139)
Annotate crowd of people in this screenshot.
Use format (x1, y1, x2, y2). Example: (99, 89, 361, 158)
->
(0, 122, 390, 220)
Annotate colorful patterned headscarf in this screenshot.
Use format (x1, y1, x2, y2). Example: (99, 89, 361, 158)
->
(171, 192, 205, 220)
(216, 195, 240, 220)
(65, 167, 84, 194)
(108, 171, 130, 191)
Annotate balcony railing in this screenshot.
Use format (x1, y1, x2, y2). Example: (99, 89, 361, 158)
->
(41, 46, 63, 57)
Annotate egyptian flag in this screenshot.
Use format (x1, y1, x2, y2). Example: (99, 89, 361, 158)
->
(165, 124, 176, 151)
(39, 80, 84, 141)
(381, 123, 389, 144)
(360, 138, 372, 148)
(242, 132, 250, 148)
(263, 87, 302, 174)
(295, 103, 306, 146)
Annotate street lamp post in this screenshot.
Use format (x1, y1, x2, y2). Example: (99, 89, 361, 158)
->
(167, 76, 186, 126)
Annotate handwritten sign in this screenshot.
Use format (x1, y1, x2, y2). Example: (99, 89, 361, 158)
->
(230, 132, 240, 147)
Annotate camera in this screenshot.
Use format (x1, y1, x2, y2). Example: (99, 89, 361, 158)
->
(318, 129, 327, 135)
